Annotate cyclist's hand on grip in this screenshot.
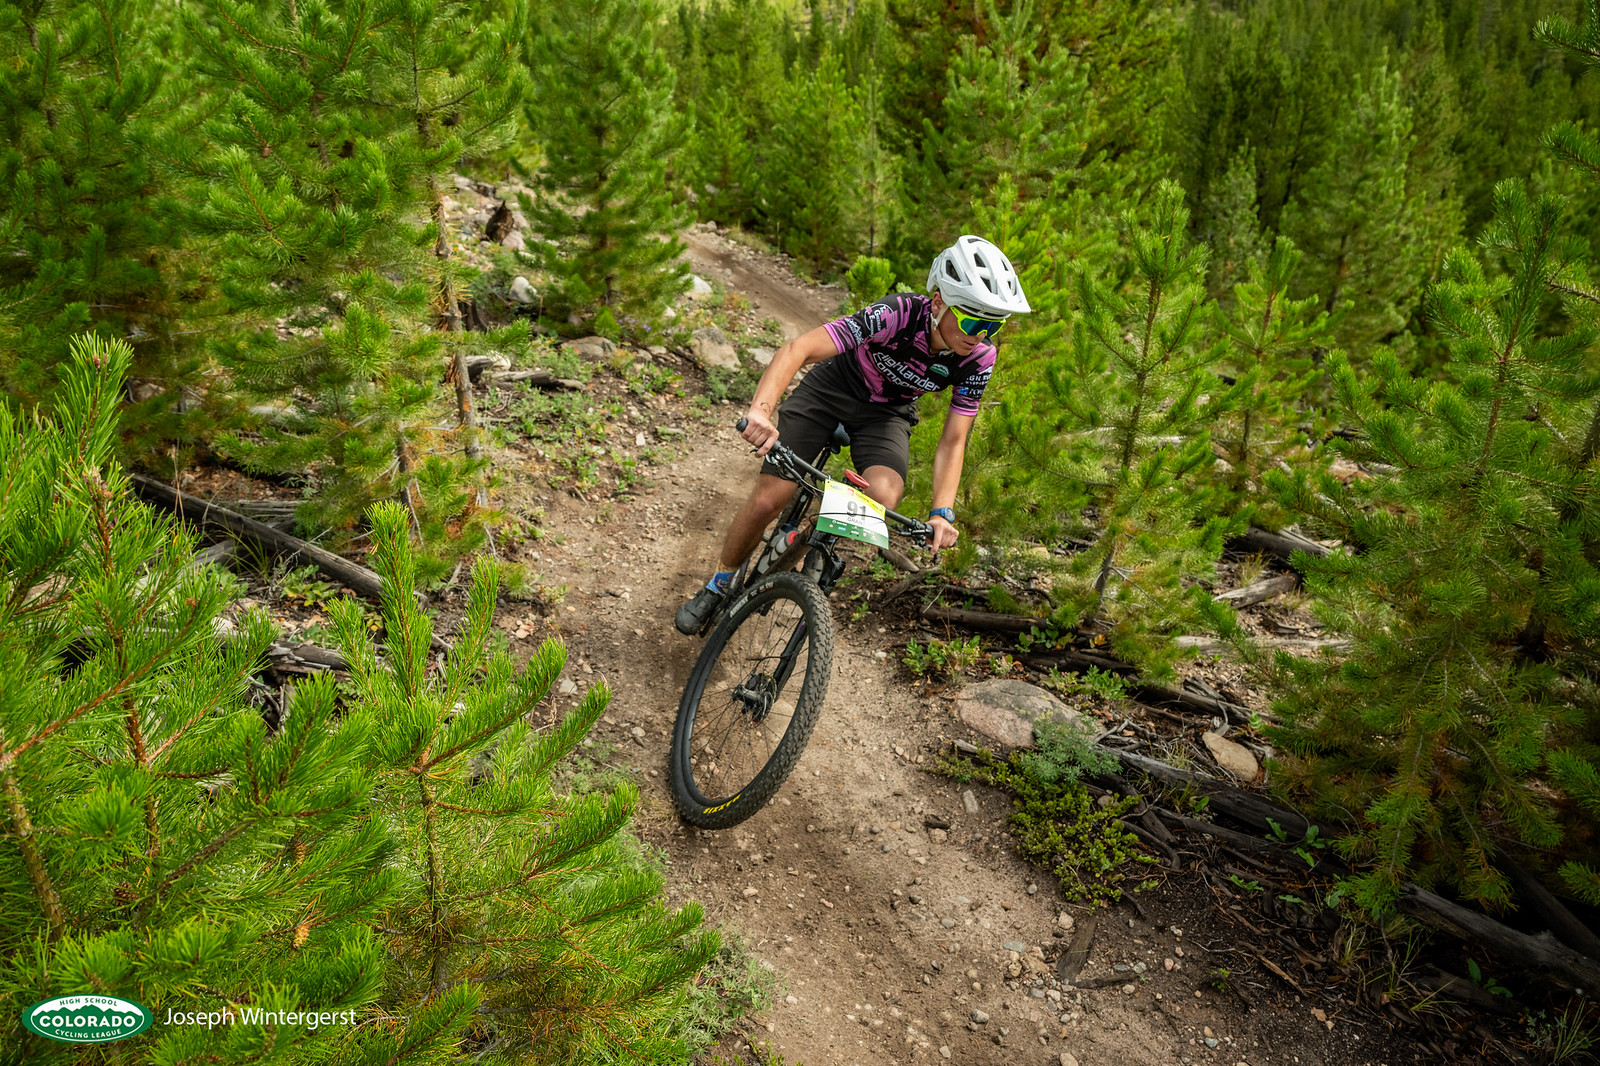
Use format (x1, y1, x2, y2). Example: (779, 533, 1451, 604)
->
(738, 407, 779, 456)
(928, 515, 959, 552)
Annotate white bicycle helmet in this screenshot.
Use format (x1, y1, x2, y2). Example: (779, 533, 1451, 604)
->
(926, 235, 1031, 317)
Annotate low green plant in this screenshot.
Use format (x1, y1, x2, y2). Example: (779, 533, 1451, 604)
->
(933, 727, 1152, 904)
(1465, 958, 1512, 998)
(678, 933, 777, 1054)
(1043, 665, 1130, 701)
(902, 636, 983, 677)
(1526, 1001, 1599, 1063)
(274, 563, 342, 608)
(869, 556, 900, 582)
(1015, 623, 1071, 654)
(844, 255, 895, 311)
(706, 363, 760, 404)
(1014, 719, 1118, 787)
(628, 362, 682, 397)
(849, 595, 871, 623)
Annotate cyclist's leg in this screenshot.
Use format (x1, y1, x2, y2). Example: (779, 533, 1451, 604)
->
(715, 473, 798, 571)
(845, 409, 913, 510)
(857, 466, 905, 510)
(709, 396, 836, 572)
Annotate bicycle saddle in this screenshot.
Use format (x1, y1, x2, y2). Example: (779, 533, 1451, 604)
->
(829, 423, 851, 452)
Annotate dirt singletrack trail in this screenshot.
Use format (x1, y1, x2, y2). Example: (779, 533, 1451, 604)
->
(682, 228, 837, 342)
(518, 227, 1388, 1066)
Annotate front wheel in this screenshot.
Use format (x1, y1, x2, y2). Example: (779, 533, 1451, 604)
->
(670, 571, 834, 829)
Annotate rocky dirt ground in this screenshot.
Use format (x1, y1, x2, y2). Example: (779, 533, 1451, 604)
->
(200, 211, 1513, 1065)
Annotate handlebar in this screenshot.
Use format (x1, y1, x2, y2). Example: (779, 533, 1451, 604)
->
(736, 417, 934, 544)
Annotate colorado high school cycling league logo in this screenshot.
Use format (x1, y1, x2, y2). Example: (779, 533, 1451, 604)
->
(23, 995, 152, 1043)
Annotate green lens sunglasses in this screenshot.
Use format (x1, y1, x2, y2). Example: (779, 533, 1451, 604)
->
(951, 307, 1007, 339)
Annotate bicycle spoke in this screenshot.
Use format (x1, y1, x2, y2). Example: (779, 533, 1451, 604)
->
(687, 588, 811, 803)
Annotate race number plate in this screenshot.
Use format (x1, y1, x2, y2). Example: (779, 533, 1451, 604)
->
(817, 479, 889, 548)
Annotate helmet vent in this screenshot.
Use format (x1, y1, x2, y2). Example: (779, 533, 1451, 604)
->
(925, 235, 1031, 315)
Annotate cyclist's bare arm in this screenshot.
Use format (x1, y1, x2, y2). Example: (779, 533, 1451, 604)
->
(741, 326, 840, 454)
(927, 410, 974, 551)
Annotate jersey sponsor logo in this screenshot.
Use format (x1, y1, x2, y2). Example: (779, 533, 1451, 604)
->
(872, 351, 941, 392)
(931, 364, 949, 376)
(842, 304, 890, 347)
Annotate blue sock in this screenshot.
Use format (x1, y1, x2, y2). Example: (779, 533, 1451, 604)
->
(706, 570, 738, 594)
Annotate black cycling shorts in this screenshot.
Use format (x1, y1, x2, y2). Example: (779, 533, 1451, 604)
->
(761, 356, 918, 481)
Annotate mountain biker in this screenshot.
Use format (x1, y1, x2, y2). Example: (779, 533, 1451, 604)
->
(675, 235, 1031, 635)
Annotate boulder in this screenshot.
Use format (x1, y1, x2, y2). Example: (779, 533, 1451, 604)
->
(563, 336, 616, 361)
(500, 231, 525, 251)
(749, 346, 776, 366)
(1202, 731, 1260, 781)
(509, 276, 536, 304)
(690, 326, 740, 370)
(955, 679, 1095, 750)
(686, 274, 714, 299)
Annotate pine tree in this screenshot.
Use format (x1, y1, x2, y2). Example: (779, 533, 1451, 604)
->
(913, 175, 1079, 544)
(1277, 64, 1446, 351)
(1258, 182, 1600, 912)
(337, 503, 722, 1060)
(184, 0, 518, 563)
(523, 0, 690, 327)
(899, 0, 1095, 270)
(0, 0, 211, 469)
(850, 62, 900, 258)
(989, 183, 1236, 672)
(0, 337, 397, 1064)
(1199, 148, 1269, 299)
(1208, 236, 1339, 519)
(759, 48, 868, 267)
(1, 339, 723, 1062)
(682, 86, 761, 224)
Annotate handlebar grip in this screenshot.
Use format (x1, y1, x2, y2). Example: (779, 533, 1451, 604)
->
(736, 417, 749, 432)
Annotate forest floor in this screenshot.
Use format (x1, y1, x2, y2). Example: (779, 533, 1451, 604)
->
(197, 210, 1516, 1065)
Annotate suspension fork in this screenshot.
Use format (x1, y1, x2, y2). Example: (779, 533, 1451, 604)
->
(770, 618, 810, 694)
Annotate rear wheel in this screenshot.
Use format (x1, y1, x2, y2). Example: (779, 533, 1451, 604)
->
(669, 571, 833, 829)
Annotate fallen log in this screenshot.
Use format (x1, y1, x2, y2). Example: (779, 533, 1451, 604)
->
(1174, 634, 1350, 658)
(1136, 679, 1254, 726)
(132, 475, 386, 601)
(1018, 649, 1139, 678)
(877, 545, 920, 573)
(1105, 748, 1318, 840)
(1121, 816, 1180, 869)
(264, 640, 351, 674)
(1214, 572, 1300, 608)
(1225, 525, 1332, 568)
(1413, 967, 1522, 1016)
(187, 541, 238, 572)
(487, 368, 584, 390)
(1398, 883, 1600, 994)
(877, 573, 924, 608)
(1499, 853, 1600, 962)
(921, 604, 1037, 633)
(214, 499, 300, 518)
(1153, 808, 1344, 875)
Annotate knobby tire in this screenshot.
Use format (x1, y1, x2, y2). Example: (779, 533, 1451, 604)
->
(670, 571, 834, 829)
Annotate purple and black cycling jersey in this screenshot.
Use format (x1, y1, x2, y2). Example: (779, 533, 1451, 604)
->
(820, 292, 996, 417)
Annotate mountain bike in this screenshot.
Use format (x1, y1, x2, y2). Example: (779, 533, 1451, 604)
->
(668, 418, 933, 829)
